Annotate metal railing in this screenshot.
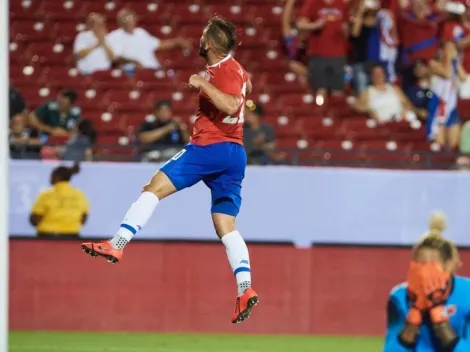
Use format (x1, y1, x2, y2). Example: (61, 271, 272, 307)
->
(9, 143, 460, 170)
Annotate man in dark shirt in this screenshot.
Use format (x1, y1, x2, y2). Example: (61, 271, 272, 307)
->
(9, 86, 26, 119)
(29, 88, 81, 136)
(9, 115, 42, 159)
(137, 100, 189, 161)
(243, 104, 278, 165)
(406, 59, 431, 120)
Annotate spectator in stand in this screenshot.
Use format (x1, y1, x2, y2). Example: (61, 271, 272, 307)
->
(440, 1, 470, 99)
(137, 100, 189, 162)
(30, 164, 89, 238)
(9, 85, 26, 119)
(354, 64, 416, 123)
(406, 59, 431, 120)
(427, 41, 465, 149)
(60, 119, 97, 162)
(350, 0, 398, 93)
(297, 0, 349, 103)
(29, 89, 80, 136)
(9, 114, 42, 160)
(73, 13, 116, 75)
(244, 103, 283, 165)
(108, 8, 191, 74)
(282, 0, 309, 81)
(398, 0, 441, 90)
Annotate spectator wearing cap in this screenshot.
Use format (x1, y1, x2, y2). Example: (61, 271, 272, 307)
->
(137, 100, 190, 162)
(243, 103, 281, 165)
(350, 0, 398, 93)
(73, 13, 116, 75)
(107, 8, 191, 74)
(398, 0, 441, 90)
(9, 85, 26, 119)
(29, 89, 81, 136)
(297, 0, 349, 102)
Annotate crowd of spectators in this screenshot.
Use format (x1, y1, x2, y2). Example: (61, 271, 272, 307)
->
(9, 0, 470, 167)
(285, 0, 470, 154)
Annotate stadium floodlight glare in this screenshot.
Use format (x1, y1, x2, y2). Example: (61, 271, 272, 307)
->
(1, 0, 9, 350)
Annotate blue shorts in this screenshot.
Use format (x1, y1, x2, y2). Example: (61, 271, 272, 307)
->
(426, 94, 460, 140)
(160, 142, 247, 216)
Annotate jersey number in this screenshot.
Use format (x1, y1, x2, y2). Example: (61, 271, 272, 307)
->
(222, 82, 246, 124)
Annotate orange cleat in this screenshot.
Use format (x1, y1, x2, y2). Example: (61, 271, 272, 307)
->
(231, 288, 259, 324)
(81, 241, 123, 264)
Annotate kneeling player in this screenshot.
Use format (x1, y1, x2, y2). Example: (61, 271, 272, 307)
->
(384, 212, 470, 351)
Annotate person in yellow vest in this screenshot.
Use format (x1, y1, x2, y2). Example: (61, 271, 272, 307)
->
(30, 164, 89, 237)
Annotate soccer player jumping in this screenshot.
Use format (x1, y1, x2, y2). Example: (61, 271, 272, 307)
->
(81, 17, 258, 324)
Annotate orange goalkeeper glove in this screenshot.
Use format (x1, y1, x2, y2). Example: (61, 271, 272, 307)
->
(421, 261, 451, 324)
(406, 261, 427, 325)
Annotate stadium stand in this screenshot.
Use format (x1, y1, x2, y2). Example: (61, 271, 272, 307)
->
(9, 0, 467, 168)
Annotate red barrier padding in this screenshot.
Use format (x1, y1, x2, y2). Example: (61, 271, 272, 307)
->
(9, 240, 470, 335)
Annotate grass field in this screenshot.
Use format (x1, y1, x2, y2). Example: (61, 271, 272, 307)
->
(9, 331, 383, 352)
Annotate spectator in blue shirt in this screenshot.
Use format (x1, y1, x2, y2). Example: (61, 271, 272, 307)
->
(406, 59, 432, 120)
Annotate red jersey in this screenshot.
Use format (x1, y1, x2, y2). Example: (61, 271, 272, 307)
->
(191, 55, 248, 146)
(441, 20, 470, 72)
(300, 0, 349, 58)
(398, 10, 440, 64)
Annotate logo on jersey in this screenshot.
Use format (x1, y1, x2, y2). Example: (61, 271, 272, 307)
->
(442, 305, 457, 318)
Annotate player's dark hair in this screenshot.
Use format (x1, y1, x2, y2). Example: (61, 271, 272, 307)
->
(52, 163, 81, 183)
(77, 119, 97, 144)
(369, 62, 386, 76)
(154, 99, 172, 111)
(204, 16, 237, 54)
(61, 88, 78, 104)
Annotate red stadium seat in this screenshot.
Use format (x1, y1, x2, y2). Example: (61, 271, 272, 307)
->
(40, 1, 83, 21)
(27, 42, 74, 66)
(11, 21, 54, 42)
(7, 0, 457, 166)
(170, 3, 212, 25)
(10, 65, 46, 87)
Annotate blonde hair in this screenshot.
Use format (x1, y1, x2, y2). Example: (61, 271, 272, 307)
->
(413, 211, 459, 264)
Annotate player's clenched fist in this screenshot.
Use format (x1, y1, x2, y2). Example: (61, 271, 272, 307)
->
(189, 74, 205, 89)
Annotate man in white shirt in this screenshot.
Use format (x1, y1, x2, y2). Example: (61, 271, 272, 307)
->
(108, 8, 191, 71)
(73, 13, 116, 75)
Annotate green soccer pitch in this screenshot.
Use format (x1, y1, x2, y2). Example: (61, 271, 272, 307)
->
(9, 331, 383, 352)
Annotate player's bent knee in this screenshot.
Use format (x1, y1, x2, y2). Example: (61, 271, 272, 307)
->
(212, 211, 237, 239)
(142, 171, 177, 200)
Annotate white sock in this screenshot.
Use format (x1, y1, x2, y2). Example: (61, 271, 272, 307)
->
(221, 231, 251, 296)
(109, 192, 159, 249)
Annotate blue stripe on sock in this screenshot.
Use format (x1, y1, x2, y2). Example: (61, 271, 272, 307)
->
(234, 267, 251, 276)
(120, 223, 137, 235)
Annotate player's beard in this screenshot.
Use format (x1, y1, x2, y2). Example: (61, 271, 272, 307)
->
(199, 43, 209, 59)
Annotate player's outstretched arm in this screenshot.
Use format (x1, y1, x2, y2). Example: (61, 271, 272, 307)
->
(383, 299, 418, 352)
